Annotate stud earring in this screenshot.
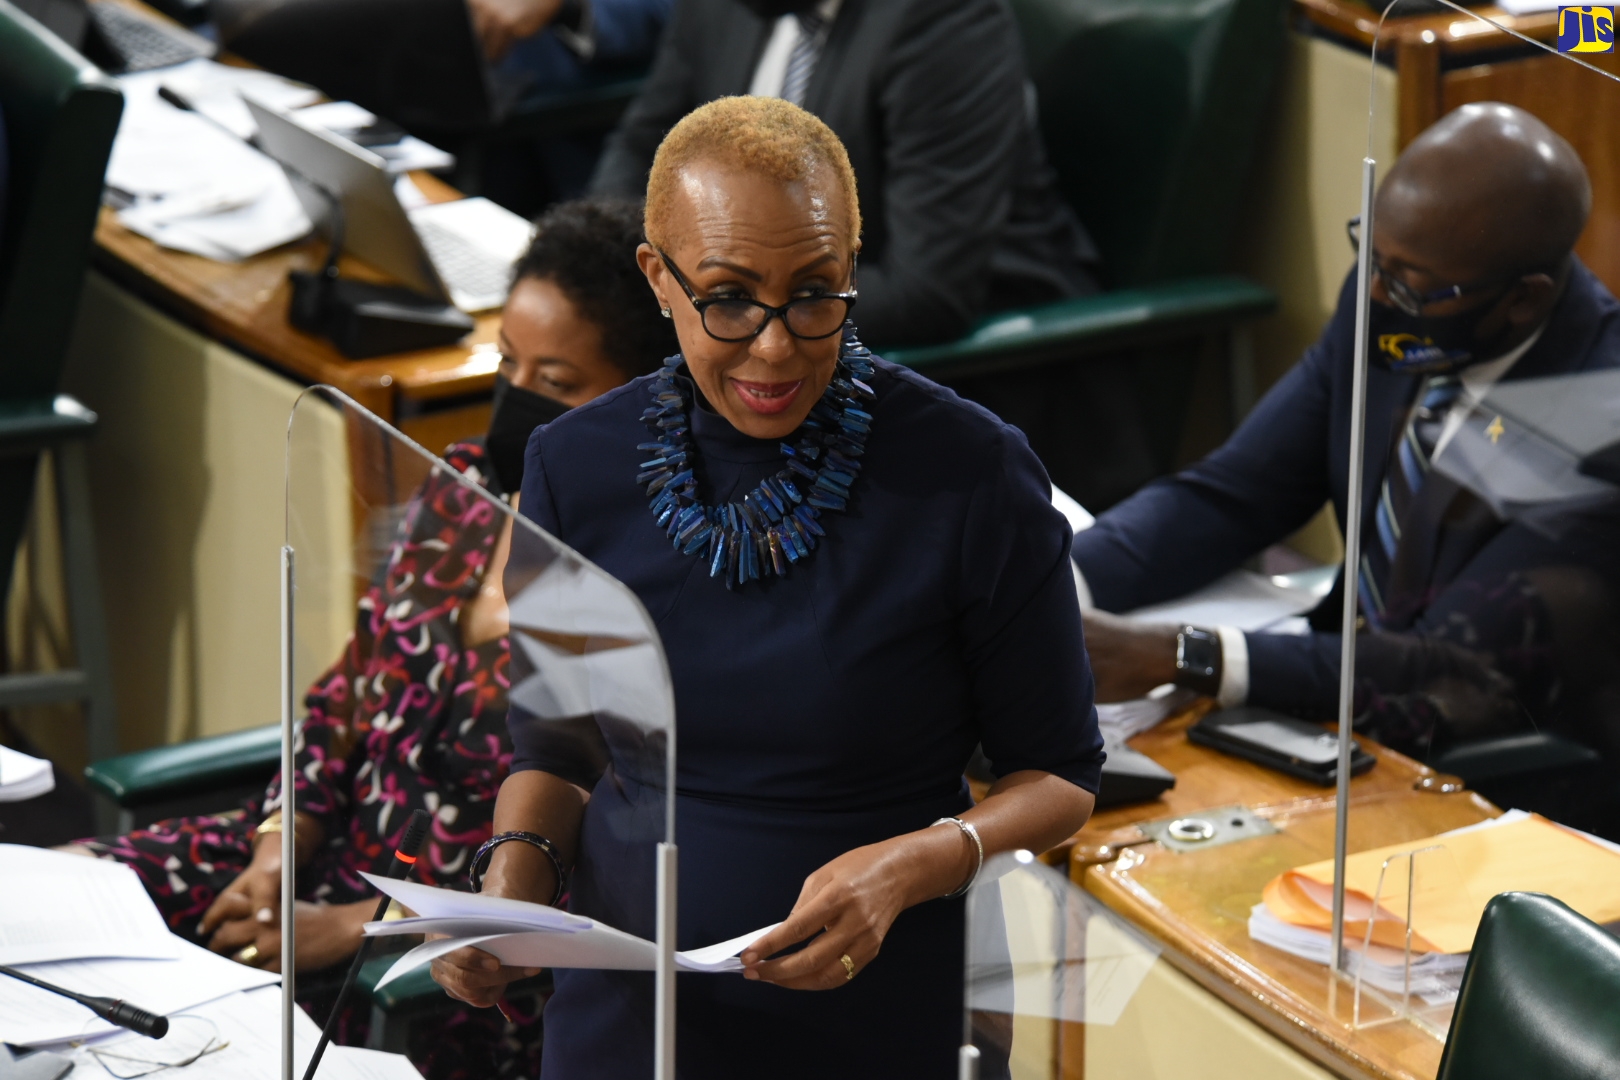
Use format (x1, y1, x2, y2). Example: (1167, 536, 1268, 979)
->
(661, 308, 671, 318)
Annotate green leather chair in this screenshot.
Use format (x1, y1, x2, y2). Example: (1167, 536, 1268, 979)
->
(1437, 891, 1620, 1079)
(887, 0, 1283, 503)
(0, 0, 124, 791)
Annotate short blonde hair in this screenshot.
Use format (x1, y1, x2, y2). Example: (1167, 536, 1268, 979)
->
(644, 96, 861, 251)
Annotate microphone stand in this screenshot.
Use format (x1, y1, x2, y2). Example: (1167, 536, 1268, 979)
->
(298, 808, 431, 1080)
(0, 966, 168, 1039)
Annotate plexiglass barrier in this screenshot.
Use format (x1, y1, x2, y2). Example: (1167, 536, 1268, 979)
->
(1322, 0, 1620, 1041)
(279, 387, 676, 1078)
(961, 852, 1161, 1080)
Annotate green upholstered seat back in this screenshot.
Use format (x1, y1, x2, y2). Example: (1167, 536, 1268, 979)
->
(1438, 891, 1620, 1080)
(1010, 0, 1284, 287)
(0, 0, 122, 400)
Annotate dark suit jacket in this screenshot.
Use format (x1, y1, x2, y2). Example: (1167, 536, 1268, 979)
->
(1072, 258, 1620, 730)
(589, 0, 1098, 349)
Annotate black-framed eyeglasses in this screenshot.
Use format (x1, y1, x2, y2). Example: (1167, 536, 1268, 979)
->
(658, 249, 857, 342)
(1347, 215, 1508, 317)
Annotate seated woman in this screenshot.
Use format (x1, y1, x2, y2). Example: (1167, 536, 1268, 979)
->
(66, 197, 675, 1080)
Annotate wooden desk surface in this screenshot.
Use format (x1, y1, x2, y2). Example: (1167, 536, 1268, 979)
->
(1058, 704, 1450, 871)
(93, 167, 501, 423)
(1061, 705, 1492, 1080)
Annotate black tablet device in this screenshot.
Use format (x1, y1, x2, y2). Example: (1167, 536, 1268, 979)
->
(1188, 706, 1375, 785)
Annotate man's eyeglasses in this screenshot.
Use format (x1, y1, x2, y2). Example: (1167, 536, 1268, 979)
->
(658, 250, 857, 342)
(1347, 215, 1507, 316)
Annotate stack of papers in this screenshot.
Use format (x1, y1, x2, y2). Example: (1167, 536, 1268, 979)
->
(360, 876, 777, 988)
(1096, 685, 1196, 741)
(109, 63, 313, 261)
(0, 846, 178, 965)
(60, 985, 422, 1080)
(1247, 810, 1620, 1001)
(0, 745, 54, 802)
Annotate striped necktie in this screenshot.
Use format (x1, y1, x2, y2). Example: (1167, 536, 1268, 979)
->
(1358, 374, 1464, 625)
(779, 12, 825, 107)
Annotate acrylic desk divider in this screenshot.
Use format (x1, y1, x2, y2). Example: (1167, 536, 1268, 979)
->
(1329, 0, 1620, 1036)
(1348, 844, 1465, 1038)
(959, 850, 1161, 1080)
(281, 387, 678, 1080)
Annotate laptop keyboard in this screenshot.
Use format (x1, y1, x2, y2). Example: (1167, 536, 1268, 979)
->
(89, 2, 214, 72)
(415, 218, 511, 307)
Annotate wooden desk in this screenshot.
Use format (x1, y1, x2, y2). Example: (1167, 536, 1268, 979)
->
(93, 169, 500, 439)
(1057, 703, 1454, 872)
(1055, 707, 1490, 1080)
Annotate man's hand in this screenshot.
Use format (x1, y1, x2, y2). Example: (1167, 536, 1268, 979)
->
(1081, 609, 1182, 702)
(467, 0, 564, 61)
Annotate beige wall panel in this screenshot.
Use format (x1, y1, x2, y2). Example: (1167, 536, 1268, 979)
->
(40, 273, 350, 756)
(1087, 957, 1338, 1080)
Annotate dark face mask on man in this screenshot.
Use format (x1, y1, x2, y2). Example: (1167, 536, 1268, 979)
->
(1365, 297, 1514, 376)
(486, 374, 570, 495)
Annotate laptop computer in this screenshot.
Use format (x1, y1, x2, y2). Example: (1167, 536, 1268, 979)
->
(15, 0, 214, 73)
(246, 98, 532, 313)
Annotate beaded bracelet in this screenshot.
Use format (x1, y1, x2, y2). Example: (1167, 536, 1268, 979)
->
(933, 816, 984, 899)
(470, 831, 567, 906)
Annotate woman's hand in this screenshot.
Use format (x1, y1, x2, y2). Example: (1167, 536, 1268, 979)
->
(430, 944, 541, 1008)
(740, 825, 971, 991)
(202, 894, 372, 974)
(741, 772, 1095, 990)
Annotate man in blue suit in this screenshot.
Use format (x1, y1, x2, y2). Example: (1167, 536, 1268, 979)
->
(1075, 103, 1620, 761)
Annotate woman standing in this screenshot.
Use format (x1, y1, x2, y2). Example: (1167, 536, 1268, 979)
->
(432, 97, 1103, 1076)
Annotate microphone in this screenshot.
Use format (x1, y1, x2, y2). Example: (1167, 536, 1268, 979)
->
(0, 965, 170, 1039)
(300, 809, 430, 1080)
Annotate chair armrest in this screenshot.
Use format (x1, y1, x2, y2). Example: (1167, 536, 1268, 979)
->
(883, 276, 1277, 379)
(359, 954, 445, 1013)
(84, 723, 281, 808)
(1429, 732, 1602, 786)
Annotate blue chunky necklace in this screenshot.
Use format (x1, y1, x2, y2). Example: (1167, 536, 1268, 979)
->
(637, 328, 876, 589)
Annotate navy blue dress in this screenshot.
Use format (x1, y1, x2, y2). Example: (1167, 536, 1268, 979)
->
(514, 356, 1104, 1078)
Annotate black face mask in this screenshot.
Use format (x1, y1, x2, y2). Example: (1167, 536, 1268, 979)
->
(1366, 298, 1508, 376)
(486, 375, 570, 495)
(735, 0, 821, 16)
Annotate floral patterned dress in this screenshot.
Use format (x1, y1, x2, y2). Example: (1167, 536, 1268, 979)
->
(79, 442, 542, 1080)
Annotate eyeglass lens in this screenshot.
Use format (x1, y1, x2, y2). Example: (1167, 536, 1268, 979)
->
(702, 297, 850, 342)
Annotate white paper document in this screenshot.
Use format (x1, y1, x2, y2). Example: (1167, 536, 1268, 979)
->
(2, 935, 279, 1046)
(0, 745, 54, 802)
(360, 875, 777, 987)
(1123, 568, 1324, 632)
(62, 986, 422, 1080)
(108, 66, 312, 260)
(0, 846, 177, 965)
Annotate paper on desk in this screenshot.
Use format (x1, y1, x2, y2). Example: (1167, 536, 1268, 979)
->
(1273, 812, 1620, 954)
(0, 846, 177, 965)
(157, 59, 320, 142)
(3, 934, 279, 1046)
(0, 744, 54, 802)
(63, 986, 421, 1080)
(108, 67, 311, 260)
(1247, 903, 1467, 1005)
(1122, 568, 1323, 632)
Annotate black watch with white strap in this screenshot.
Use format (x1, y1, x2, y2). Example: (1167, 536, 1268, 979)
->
(1174, 625, 1222, 697)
